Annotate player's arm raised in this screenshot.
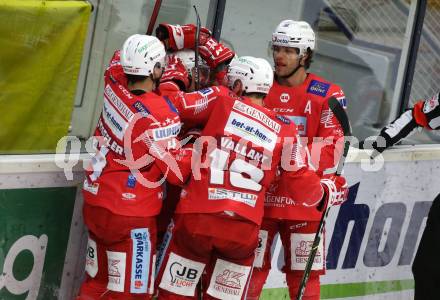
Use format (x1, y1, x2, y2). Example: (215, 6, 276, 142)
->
(360, 92, 440, 153)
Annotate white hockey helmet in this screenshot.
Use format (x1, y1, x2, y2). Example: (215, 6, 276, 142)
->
(120, 34, 166, 76)
(172, 49, 205, 74)
(272, 20, 315, 56)
(227, 56, 274, 94)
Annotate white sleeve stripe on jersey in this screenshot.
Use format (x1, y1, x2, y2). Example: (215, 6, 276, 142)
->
(429, 116, 440, 129)
(384, 110, 414, 139)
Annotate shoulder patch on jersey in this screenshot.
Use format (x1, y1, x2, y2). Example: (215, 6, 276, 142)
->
(307, 80, 330, 97)
(132, 101, 150, 117)
(198, 87, 214, 96)
(276, 114, 291, 124)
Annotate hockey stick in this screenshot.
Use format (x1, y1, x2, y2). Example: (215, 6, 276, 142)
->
(147, 0, 163, 35)
(193, 5, 201, 90)
(329, 97, 351, 176)
(296, 97, 351, 300)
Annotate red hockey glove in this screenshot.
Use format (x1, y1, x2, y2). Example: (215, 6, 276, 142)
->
(156, 23, 211, 51)
(319, 175, 348, 211)
(105, 50, 127, 87)
(198, 37, 235, 69)
(161, 55, 190, 91)
(108, 50, 121, 67)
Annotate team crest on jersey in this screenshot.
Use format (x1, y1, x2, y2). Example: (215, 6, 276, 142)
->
(280, 93, 290, 103)
(307, 80, 330, 97)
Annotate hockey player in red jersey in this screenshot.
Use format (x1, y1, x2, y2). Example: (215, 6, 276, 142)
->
(78, 34, 194, 300)
(247, 20, 348, 300)
(159, 49, 211, 95)
(155, 23, 235, 88)
(154, 56, 349, 300)
(156, 34, 235, 244)
(156, 50, 212, 251)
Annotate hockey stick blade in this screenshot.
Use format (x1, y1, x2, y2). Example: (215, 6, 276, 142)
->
(296, 97, 352, 300)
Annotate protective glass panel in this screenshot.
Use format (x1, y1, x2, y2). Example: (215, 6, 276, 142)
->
(69, 0, 213, 154)
(403, 1, 440, 144)
(222, 0, 415, 141)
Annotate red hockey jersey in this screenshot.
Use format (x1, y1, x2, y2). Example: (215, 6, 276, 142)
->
(92, 52, 323, 223)
(263, 73, 347, 220)
(174, 93, 324, 225)
(83, 58, 192, 218)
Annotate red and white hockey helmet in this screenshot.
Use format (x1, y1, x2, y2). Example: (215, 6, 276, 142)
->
(227, 56, 274, 94)
(272, 20, 315, 56)
(120, 34, 166, 76)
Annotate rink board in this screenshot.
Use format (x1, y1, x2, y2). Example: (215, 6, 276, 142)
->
(261, 146, 440, 299)
(0, 155, 87, 300)
(0, 147, 439, 299)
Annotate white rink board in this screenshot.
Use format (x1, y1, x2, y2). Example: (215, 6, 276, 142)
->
(263, 149, 440, 298)
(1, 147, 439, 299)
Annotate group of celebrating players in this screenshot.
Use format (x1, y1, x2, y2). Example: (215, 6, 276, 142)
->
(76, 17, 440, 300)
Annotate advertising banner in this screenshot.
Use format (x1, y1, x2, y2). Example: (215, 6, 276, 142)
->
(1, 151, 439, 299)
(0, 187, 77, 300)
(0, 1, 91, 153)
(261, 159, 440, 299)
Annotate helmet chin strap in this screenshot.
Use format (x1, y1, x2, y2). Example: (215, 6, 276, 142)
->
(279, 55, 304, 79)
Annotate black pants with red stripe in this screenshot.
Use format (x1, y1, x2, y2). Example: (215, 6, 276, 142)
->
(412, 193, 440, 300)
